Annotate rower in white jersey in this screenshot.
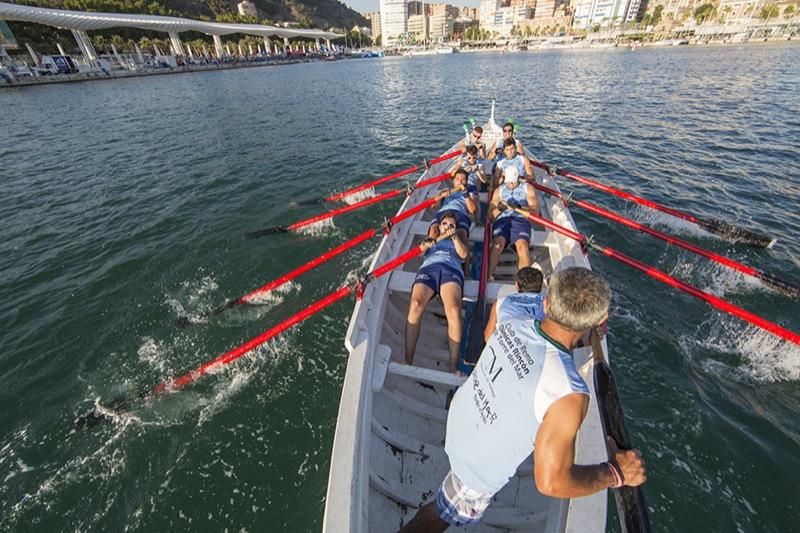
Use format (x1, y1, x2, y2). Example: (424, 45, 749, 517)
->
(487, 165, 539, 280)
(428, 169, 479, 246)
(493, 138, 533, 188)
(400, 268, 647, 532)
(484, 266, 546, 342)
(488, 121, 524, 161)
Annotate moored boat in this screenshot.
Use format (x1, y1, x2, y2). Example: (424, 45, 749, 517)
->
(323, 107, 609, 532)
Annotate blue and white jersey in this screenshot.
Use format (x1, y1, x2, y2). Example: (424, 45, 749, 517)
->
(461, 160, 484, 190)
(422, 238, 464, 275)
(496, 155, 527, 180)
(496, 182, 529, 221)
(497, 292, 546, 323)
(493, 138, 523, 161)
(445, 319, 589, 495)
(438, 190, 473, 218)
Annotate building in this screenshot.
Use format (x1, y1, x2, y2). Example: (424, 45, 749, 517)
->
(492, 4, 530, 34)
(572, 0, 643, 28)
(237, 0, 258, 18)
(408, 13, 429, 41)
(380, 0, 408, 45)
(429, 12, 455, 40)
(408, 0, 424, 15)
(366, 11, 382, 39)
(480, 0, 503, 29)
(460, 6, 480, 19)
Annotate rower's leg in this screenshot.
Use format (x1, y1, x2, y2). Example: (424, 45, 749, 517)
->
(514, 239, 531, 270)
(488, 236, 506, 280)
(398, 502, 449, 533)
(440, 282, 463, 372)
(405, 283, 435, 366)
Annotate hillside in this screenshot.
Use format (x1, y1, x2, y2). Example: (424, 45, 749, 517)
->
(5, 0, 367, 31)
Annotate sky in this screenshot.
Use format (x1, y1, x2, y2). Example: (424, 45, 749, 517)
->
(343, 0, 481, 15)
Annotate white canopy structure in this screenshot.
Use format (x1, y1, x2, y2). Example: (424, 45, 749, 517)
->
(0, 1, 339, 59)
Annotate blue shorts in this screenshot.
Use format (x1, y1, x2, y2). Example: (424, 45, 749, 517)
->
(492, 216, 532, 247)
(430, 211, 471, 233)
(435, 471, 493, 526)
(413, 263, 464, 296)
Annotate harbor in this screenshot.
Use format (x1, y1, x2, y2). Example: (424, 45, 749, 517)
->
(1, 8, 799, 532)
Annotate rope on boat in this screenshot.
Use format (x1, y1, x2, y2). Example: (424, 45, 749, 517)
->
(518, 211, 800, 346)
(155, 245, 425, 394)
(528, 158, 776, 248)
(530, 182, 800, 301)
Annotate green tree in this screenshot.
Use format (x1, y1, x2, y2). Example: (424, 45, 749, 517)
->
(694, 3, 715, 24)
(652, 5, 664, 25)
(784, 4, 795, 16)
(760, 3, 780, 20)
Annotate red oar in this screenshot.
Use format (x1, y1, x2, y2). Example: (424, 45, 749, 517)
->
(325, 150, 461, 203)
(516, 210, 800, 346)
(155, 245, 424, 394)
(189, 194, 443, 324)
(530, 182, 800, 301)
(246, 173, 450, 238)
(529, 158, 776, 248)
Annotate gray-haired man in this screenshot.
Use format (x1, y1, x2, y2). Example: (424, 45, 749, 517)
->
(400, 267, 646, 532)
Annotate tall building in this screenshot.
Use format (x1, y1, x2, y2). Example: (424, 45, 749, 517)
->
(572, 0, 641, 27)
(480, 0, 503, 29)
(237, 0, 258, 17)
(408, 14, 429, 41)
(408, 0, 424, 15)
(366, 11, 382, 38)
(429, 12, 455, 40)
(380, 0, 408, 45)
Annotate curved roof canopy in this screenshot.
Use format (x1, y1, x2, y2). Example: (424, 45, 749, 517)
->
(0, 2, 341, 39)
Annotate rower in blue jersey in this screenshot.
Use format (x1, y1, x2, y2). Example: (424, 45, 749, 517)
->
(405, 212, 471, 373)
(428, 169, 479, 246)
(488, 121, 524, 161)
(487, 165, 539, 280)
(448, 145, 488, 194)
(484, 266, 546, 341)
(493, 138, 533, 188)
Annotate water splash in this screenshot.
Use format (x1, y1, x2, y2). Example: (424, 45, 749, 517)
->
(341, 187, 376, 205)
(137, 337, 170, 375)
(242, 280, 301, 307)
(295, 217, 336, 236)
(166, 274, 219, 324)
(694, 320, 800, 382)
(629, 204, 714, 240)
(668, 257, 762, 298)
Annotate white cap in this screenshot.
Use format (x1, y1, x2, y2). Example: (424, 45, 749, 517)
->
(504, 165, 519, 184)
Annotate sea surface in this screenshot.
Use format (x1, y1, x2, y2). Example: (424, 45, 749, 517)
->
(1, 44, 799, 532)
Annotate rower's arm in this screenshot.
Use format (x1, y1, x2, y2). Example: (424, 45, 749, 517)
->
(488, 189, 502, 222)
(533, 394, 613, 498)
(483, 302, 498, 342)
(465, 193, 479, 217)
(523, 157, 534, 180)
(448, 158, 463, 177)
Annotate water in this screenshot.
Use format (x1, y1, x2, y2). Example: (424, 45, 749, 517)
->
(1, 44, 799, 531)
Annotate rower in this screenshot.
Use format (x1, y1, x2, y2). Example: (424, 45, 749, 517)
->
(487, 165, 539, 280)
(488, 121, 524, 161)
(448, 145, 488, 194)
(493, 138, 533, 188)
(456, 125, 487, 159)
(400, 267, 646, 532)
(428, 169, 479, 246)
(404, 213, 470, 373)
(483, 266, 545, 341)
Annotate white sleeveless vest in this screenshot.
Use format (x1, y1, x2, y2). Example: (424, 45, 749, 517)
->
(445, 320, 589, 494)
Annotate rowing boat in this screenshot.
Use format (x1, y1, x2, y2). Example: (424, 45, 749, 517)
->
(323, 107, 610, 532)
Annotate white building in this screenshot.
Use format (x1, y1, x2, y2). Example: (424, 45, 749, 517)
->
(237, 0, 258, 18)
(429, 12, 454, 41)
(380, 0, 408, 46)
(492, 5, 530, 35)
(480, 0, 502, 30)
(572, 0, 639, 28)
(366, 11, 382, 39)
